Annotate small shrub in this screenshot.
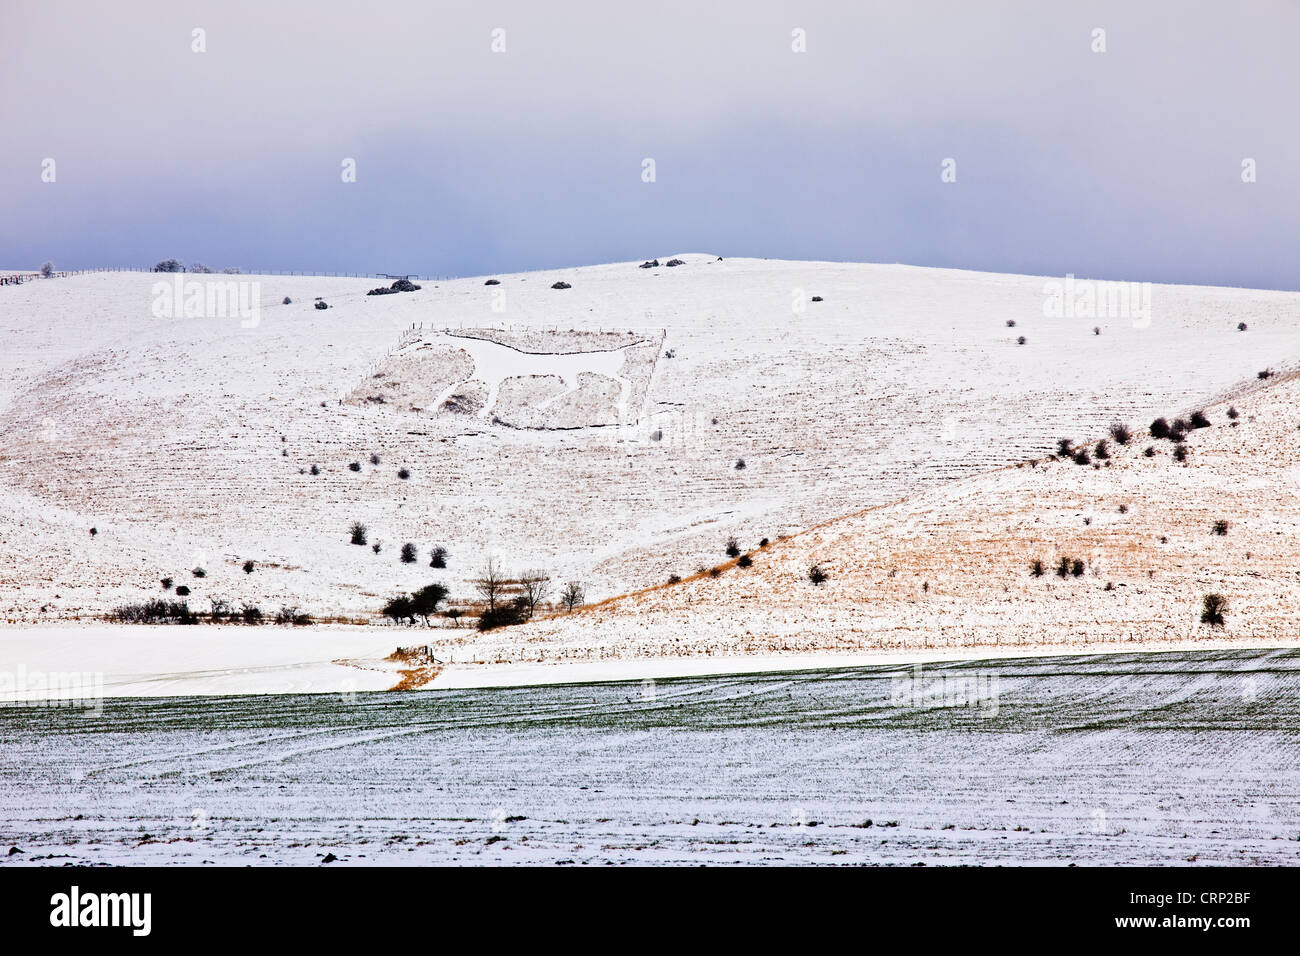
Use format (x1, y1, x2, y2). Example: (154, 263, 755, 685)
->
(1016, 336, 1027, 345)
(310, 464, 321, 475)
(667, 574, 682, 584)
(759, 537, 770, 548)
(429, 547, 448, 569)
(1118, 504, 1128, 514)
(1094, 440, 1110, 460)
(192, 567, 206, 578)
(1173, 444, 1188, 462)
(1200, 593, 1228, 627)
(1143, 445, 1156, 457)
(725, 537, 741, 558)
(283, 296, 292, 305)
(1237, 322, 1247, 331)
(1071, 558, 1085, 577)
(478, 602, 528, 631)
(349, 522, 368, 546)
(89, 527, 98, 537)
(1093, 326, 1101, 336)
(1073, 448, 1091, 465)
(1258, 369, 1272, 380)
(808, 564, 828, 585)
(175, 585, 191, 596)
(242, 560, 255, 574)
(161, 577, 173, 590)
(1056, 556, 1071, 578)
(241, 604, 263, 624)
(1189, 410, 1211, 429)
(708, 566, 723, 578)
(737, 554, 753, 568)
(112, 599, 195, 624)
(348, 461, 362, 472)
(1150, 417, 1171, 440)
(1226, 406, 1239, 420)
(1005, 319, 1016, 328)
(314, 300, 329, 310)
(1030, 559, 1045, 577)
(153, 258, 184, 273)
(275, 606, 312, 626)
(734, 458, 746, 470)
(370, 453, 381, 465)
(397, 468, 410, 480)
(41, 261, 54, 277)
(1109, 422, 1131, 445)
(372, 542, 382, 554)
(1057, 438, 1073, 456)
(400, 542, 418, 564)
(1211, 519, 1229, 536)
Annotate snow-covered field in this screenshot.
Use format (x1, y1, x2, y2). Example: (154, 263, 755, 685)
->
(2, 256, 1299, 691)
(1, 648, 1296, 866)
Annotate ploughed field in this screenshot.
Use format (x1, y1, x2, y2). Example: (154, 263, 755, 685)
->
(1, 647, 1296, 866)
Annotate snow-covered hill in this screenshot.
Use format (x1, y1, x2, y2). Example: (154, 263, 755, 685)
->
(1, 255, 1298, 693)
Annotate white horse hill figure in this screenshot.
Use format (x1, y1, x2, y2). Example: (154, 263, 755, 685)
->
(429, 332, 637, 424)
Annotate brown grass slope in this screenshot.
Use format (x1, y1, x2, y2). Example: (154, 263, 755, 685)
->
(469, 370, 1300, 663)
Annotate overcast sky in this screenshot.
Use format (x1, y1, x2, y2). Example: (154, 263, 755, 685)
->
(2, 0, 1297, 288)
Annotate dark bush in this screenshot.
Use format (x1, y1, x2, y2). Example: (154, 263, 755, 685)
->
(175, 585, 191, 596)
(737, 554, 753, 568)
(112, 599, 195, 624)
(1150, 417, 1171, 440)
(429, 547, 448, 569)
(1237, 322, 1247, 331)
(1227, 406, 1239, 420)
(708, 566, 723, 578)
(192, 567, 206, 578)
(1143, 445, 1156, 457)
(283, 296, 292, 305)
(153, 259, 184, 273)
(1057, 438, 1073, 456)
(310, 464, 321, 475)
(478, 601, 529, 631)
(808, 564, 828, 585)
(1173, 444, 1189, 462)
(734, 458, 746, 470)
(1189, 410, 1211, 429)
(275, 606, 312, 626)
(397, 468, 410, 480)
(1016, 336, 1027, 345)
(349, 522, 368, 546)
(242, 560, 255, 574)
(411, 584, 449, 624)
(370, 453, 381, 465)
(400, 542, 417, 564)
(1006, 320, 1016, 328)
(161, 577, 173, 590)
(1071, 558, 1085, 577)
(1094, 440, 1110, 460)
(667, 574, 682, 584)
(1056, 556, 1071, 578)
(1200, 593, 1228, 627)
(382, 595, 415, 624)
(1030, 559, 1045, 577)
(1073, 448, 1091, 465)
(348, 461, 362, 472)
(314, 300, 329, 310)
(1109, 422, 1132, 445)
(1211, 519, 1229, 536)
(372, 542, 382, 554)
(1258, 369, 1272, 380)
(485, 279, 500, 285)
(1093, 326, 1101, 336)
(241, 604, 263, 624)
(551, 281, 571, 290)
(725, 537, 741, 558)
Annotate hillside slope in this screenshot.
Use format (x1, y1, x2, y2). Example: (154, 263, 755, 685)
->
(467, 368, 1300, 666)
(1, 256, 1297, 625)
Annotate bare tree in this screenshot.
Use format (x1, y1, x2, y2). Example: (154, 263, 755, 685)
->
(560, 581, 584, 613)
(519, 570, 552, 620)
(474, 556, 506, 611)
